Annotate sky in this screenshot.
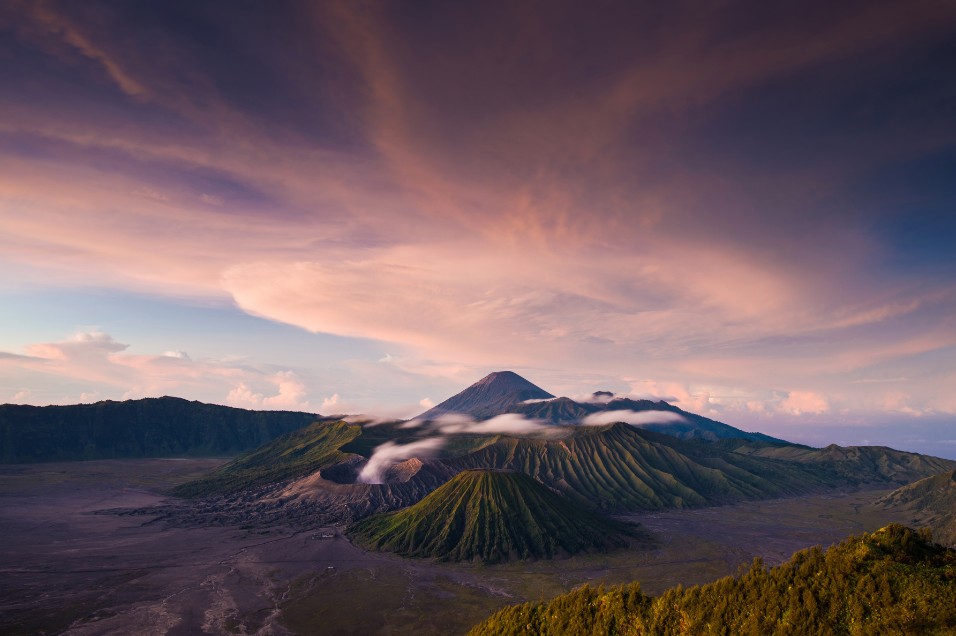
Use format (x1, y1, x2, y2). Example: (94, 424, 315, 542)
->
(1, 1, 954, 456)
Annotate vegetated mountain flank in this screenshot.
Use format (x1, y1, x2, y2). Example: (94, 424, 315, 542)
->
(877, 469, 956, 547)
(418, 371, 785, 444)
(160, 374, 954, 531)
(418, 371, 554, 420)
(171, 420, 361, 498)
(173, 417, 955, 537)
(0, 397, 319, 463)
(726, 441, 956, 486)
(442, 424, 827, 511)
(439, 425, 955, 511)
(348, 469, 637, 563)
(468, 524, 956, 635)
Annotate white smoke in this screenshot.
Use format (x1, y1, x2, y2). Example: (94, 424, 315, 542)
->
(357, 438, 446, 484)
(581, 410, 687, 427)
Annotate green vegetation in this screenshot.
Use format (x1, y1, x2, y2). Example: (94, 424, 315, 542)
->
(878, 469, 956, 547)
(0, 397, 318, 463)
(349, 469, 637, 563)
(444, 424, 843, 511)
(469, 524, 956, 635)
(170, 417, 954, 513)
(172, 420, 361, 497)
(727, 441, 956, 485)
(338, 420, 497, 459)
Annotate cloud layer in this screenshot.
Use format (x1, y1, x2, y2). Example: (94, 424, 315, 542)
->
(581, 411, 689, 427)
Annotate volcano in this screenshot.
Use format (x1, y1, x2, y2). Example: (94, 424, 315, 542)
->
(347, 469, 636, 562)
(417, 371, 554, 420)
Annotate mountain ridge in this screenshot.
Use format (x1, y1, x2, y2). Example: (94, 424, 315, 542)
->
(418, 370, 786, 444)
(0, 396, 320, 463)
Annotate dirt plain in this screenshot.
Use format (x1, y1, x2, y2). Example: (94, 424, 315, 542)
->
(0, 459, 911, 636)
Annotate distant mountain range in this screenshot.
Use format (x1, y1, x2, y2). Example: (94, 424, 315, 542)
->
(7, 371, 956, 569)
(0, 397, 319, 462)
(177, 417, 954, 515)
(419, 371, 785, 444)
(0, 371, 786, 465)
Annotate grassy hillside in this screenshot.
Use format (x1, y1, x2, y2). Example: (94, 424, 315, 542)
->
(469, 524, 956, 635)
(172, 420, 361, 497)
(442, 424, 843, 511)
(171, 420, 954, 516)
(0, 397, 318, 463)
(349, 469, 637, 563)
(725, 440, 956, 485)
(878, 470, 956, 547)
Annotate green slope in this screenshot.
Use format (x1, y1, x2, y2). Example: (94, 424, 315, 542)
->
(172, 420, 361, 497)
(0, 397, 318, 463)
(441, 424, 842, 511)
(725, 440, 956, 485)
(348, 469, 636, 563)
(171, 419, 954, 516)
(878, 469, 956, 547)
(469, 524, 956, 635)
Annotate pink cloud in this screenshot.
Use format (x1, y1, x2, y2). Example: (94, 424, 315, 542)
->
(0, 331, 318, 410)
(1, 1, 953, 427)
(226, 371, 312, 411)
(778, 391, 830, 416)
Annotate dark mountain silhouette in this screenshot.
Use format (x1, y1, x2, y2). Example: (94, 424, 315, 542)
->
(417, 371, 554, 420)
(0, 397, 319, 463)
(348, 469, 637, 563)
(877, 469, 956, 546)
(514, 395, 785, 443)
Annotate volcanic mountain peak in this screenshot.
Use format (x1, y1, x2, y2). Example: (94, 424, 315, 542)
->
(417, 371, 554, 420)
(468, 371, 552, 397)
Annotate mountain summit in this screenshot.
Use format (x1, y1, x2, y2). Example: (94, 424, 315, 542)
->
(417, 371, 554, 420)
(416, 371, 785, 444)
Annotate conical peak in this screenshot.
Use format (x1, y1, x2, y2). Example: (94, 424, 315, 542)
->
(474, 371, 545, 390)
(416, 371, 554, 420)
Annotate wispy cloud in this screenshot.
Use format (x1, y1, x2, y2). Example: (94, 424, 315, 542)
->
(581, 410, 688, 427)
(401, 412, 560, 437)
(0, 331, 315, 410)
